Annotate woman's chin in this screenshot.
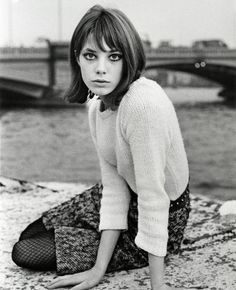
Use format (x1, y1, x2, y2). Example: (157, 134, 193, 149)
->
(91, 89, 112, 96)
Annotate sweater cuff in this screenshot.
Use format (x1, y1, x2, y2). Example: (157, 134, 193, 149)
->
(99, 213, 128, 231)
(135, 232, 168, 257)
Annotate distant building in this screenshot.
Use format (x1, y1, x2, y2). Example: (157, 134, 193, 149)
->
(192, 39, 228, 49)
(157, 40, 173, 48)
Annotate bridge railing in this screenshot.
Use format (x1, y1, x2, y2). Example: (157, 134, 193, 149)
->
(148, 48, 236, 58)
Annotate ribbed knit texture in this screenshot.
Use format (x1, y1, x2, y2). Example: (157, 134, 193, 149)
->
(88, 77, 189, 256)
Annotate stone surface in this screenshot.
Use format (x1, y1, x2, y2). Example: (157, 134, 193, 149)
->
(0, 176, 236, 290)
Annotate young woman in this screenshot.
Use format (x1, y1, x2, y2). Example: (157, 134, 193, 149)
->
(12, 5, 191, 290)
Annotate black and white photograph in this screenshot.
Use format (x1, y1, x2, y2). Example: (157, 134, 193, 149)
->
(0, 0, 236, 289)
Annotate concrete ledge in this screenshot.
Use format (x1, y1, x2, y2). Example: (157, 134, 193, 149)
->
(0, 176, 235, 290)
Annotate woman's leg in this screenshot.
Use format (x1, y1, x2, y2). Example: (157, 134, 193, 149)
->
(12, 230, 56, 271)
(12, 216, 56, 270)
(12, 183, 103, 274)
(19, 217, 47, 241)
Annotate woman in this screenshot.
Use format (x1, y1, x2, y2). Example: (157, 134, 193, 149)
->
(12, 5, 191, 290)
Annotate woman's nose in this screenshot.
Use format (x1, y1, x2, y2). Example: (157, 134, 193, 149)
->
(95, 58, 107, 75)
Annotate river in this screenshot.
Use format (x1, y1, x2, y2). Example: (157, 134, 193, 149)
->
(0, 87, 235, 201)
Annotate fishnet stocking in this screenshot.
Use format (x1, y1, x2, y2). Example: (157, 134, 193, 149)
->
(19, 217, 47, 241)
(12, 220, 56, 270)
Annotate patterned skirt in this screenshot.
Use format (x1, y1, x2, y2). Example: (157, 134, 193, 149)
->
(42, 182, 191, 275)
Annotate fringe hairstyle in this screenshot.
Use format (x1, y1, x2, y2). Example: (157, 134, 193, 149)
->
(64, 5, 146, 108)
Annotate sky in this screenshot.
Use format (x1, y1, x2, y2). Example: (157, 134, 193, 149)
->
(0, 0, 236, 48)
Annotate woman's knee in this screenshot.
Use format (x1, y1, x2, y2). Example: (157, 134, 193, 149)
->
(11, 234, 57, 270)
(11, 241, 26, 267)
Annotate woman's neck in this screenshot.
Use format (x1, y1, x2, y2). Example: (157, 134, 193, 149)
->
(99, 96, 118, 112)
(99, 100, 107, 112)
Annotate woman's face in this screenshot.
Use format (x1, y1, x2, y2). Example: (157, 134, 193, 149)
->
(77, 35, 123, 96)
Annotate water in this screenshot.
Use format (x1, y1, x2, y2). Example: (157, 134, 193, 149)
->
(0, 87, 236, 201)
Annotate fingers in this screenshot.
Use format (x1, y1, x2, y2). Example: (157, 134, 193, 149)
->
(70, 281, 93, 290)
(46, 268, 102, 290)
(47, 274, 83, 289)
(47, 278, 93, 290)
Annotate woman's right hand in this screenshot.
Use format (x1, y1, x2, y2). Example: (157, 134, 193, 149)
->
(47, 265, 105, 290)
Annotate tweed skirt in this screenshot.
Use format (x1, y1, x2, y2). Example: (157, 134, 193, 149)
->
(42, 182, 191, 275)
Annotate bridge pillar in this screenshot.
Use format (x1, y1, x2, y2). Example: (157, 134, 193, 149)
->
(37, 38, 56, 92)
(218, 87, 236, 106)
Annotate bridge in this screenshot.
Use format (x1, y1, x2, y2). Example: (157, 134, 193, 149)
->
(0, 41, 236, 104)
(146, 47, 236, 102)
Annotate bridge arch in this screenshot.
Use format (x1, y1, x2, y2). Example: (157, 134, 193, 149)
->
(146, 61, 236, 89)
(145, 49, 236, 102)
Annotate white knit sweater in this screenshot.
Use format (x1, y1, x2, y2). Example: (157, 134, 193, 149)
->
(88, 77, 189, 256)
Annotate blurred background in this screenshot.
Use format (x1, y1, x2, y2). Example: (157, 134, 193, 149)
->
(0, 0, 235, 201)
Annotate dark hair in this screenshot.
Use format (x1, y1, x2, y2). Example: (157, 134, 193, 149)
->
(64, 5, 146, 108)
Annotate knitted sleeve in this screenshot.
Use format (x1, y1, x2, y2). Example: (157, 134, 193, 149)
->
(88, 99, 130, 231)
(97, 153, 131, 230)
(124, 94, 172, 257)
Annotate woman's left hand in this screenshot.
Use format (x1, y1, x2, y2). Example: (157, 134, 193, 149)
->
(47, 266, 105, 290)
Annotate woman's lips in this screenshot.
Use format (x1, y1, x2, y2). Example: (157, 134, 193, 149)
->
(92, 79, 109, 83)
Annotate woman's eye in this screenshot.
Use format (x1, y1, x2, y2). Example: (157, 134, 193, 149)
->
(83, 53, 96, 60)
(109, 54, 122, 61)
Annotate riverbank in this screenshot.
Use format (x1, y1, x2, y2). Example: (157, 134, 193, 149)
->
(1, 87, 235, 201)
(1, 177, 236, 289)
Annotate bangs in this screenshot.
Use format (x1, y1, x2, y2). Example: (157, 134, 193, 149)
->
(76, 12, 125, 53)
(73, 8, 131, 55)
(93, 16, 123, 52)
